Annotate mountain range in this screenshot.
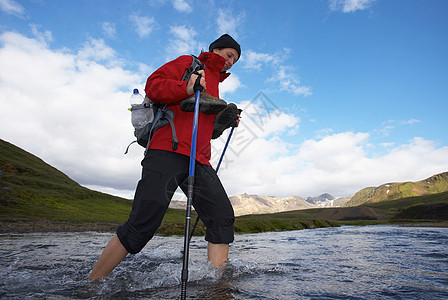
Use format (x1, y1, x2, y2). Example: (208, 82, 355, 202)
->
(304, 193, 354, 207)
(169, 193, 353, 216)
(229, 194, 316, 216)
(168, 174, 448, 216)
(305, 193, 335, 206)
(228, 172, 448, 216)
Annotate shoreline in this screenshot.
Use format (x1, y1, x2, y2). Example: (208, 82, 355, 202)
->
(1, 218, 447, 235)
(0, 218, 120, 234)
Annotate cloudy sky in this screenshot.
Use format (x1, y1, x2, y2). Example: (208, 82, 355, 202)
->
(1, 0, 447, 200)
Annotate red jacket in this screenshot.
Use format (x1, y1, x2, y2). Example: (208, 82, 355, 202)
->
(145, 52, 230, 165)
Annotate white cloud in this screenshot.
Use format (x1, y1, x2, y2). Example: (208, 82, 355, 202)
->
(219, 74, 242, 97)
(329, 0, 376, 13)
(102, 22, 116, 38)
(268, 65, 312, 97)
(243, 48, 311, 97)
(172, 0, 192, 13)
(170, 25, 196, 41)
(30, 24, 53, 44)
(0, 0, 24, 16)
(216, 8, 244, 38)
(165, 25, 199, 59)
(244, 50, 274, 70)
(216, 123, 448, 198)
(375, 119, 422, 137)
(77, 38, 118, 63)
(129, 13, 157, 38)
(0, 31, 145, 199)
(243, 48, 291, 70)
(401, 118, 421, 125)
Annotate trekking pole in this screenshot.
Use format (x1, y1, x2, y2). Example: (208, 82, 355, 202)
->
(188, 126, 235, 243)
(216, 126, 235, 172)
(181, 86, 201, 300)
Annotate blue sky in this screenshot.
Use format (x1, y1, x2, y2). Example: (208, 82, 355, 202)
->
(1, 0, 447, 199)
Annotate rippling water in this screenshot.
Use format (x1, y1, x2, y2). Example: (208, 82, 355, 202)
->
(1, 225, 447, 299)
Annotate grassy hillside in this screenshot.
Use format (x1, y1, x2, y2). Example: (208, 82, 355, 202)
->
(0, 139, 133, 223)
(366, 190, 448, 220)
(345, 172, 448, 206)
(0, 139, 193, 224)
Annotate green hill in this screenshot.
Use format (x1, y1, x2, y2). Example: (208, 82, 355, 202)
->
(0, 139, 191, 233)
(344, 172, 448, 206)
(0, 139, 132, 223)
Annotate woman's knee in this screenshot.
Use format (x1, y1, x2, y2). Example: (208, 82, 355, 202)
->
(116, 222, 154, 254)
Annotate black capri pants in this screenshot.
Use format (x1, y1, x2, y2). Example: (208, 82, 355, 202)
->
(117, 149, 235, 254)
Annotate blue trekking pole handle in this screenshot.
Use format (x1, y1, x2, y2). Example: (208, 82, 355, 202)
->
(181, 88, 201, 300)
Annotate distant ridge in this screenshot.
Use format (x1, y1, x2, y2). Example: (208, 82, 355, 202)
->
(305, 193, 335, 206)
(344, 172, 448, 207)
(229, 194, 316, 216)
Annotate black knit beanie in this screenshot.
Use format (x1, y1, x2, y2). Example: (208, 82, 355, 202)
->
(209, 34, 241, 60)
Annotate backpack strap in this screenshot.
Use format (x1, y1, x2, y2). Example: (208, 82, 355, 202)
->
(124, 140, 137, 154)
(181, 55, 205, 81)
(164, 110, 178, 151)
(146, 107, 178, 154)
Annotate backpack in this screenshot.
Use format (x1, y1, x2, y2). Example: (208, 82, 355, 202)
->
(125, 55, 204, 155)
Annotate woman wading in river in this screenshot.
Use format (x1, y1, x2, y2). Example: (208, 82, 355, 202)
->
(89, 34, 242, 279)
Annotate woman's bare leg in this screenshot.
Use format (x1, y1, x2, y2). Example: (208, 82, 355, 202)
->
(89, 234, 128, 280)
(207, 242, 229, 267)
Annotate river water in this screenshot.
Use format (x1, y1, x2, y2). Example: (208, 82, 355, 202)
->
(1, 225, 447, 299)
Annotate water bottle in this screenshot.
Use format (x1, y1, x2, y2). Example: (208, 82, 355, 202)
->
(130, 88, 153, 129)
(130, 88, 144, 106)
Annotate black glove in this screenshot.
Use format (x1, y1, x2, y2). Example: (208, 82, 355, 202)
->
(193, 71, 204, 92)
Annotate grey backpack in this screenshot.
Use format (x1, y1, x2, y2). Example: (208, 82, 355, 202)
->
(125, 55, 204, 154)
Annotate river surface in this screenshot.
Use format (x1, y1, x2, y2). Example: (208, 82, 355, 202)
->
(1, 225, 447, 299)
